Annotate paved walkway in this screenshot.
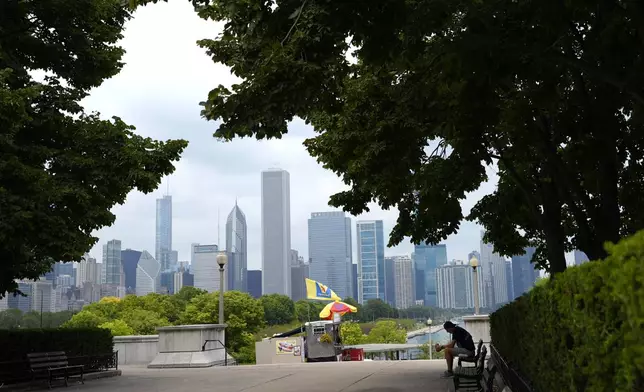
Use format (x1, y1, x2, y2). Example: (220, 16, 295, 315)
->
(60, 361, 450, 392)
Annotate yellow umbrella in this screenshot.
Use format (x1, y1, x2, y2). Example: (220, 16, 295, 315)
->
(319, 300, 358, 320)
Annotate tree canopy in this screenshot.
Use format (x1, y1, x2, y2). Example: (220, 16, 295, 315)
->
(0, 0, 188, 296)
(133, 0, 644, 274)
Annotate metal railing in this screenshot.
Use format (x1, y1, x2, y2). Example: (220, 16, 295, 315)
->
(490, 344, 533, 392)
(202, 339, 234, 366)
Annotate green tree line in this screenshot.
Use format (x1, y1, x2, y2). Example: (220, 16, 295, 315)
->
(1, 288, 461, 363)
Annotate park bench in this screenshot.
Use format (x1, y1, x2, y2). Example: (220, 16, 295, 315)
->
(27, 351, 84, 388)
(458, 339, 484, 368)
(454, 345, 498, 391)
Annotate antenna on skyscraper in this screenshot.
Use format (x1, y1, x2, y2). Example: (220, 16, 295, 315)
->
(217, 207, 220, 247)
(166, 177, 170, 196)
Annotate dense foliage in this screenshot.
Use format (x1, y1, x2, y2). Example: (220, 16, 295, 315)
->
(0, 328, 113, 361)
(0, 0, 188, 296)
(490, 231, 644, 392)
(340, 320, 407, 346)
(134, 0, 644, 275)
(0, 309, 74, 329)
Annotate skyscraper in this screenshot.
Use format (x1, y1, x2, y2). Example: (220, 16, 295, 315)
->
(436, 260, 474, 309)
(261, 169, 291, 296)
(226, 202, 248, 292)
(413, 243, 448, 307)
(308, 211, 353, 299)
(121, 249, 142, 293)
(393, 256, 414, 309)
(247, 270, 262, 299)
(356, 220, 385, 304)
(136, 251, 161, 296)
(384, 257, 396, 306)
(102, 239, 123, 286)
(290, 250, 309, 301)
(480, 231, 509, 307)
(512, 247, 539, 299)
(352, 264, 358, 300)
(192, 244, 226, 293)
(155, 195, 173, 271)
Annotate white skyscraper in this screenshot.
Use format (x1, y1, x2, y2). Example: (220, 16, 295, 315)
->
(393, 256, 414, 309)
(261, 169, 291, 296)
(192, 244, 226, 293)
(436, 260, 476, 309)
(308, 211, 353, 299)
(135, 251, 161, 296)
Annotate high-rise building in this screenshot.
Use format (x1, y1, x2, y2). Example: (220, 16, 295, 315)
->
(356, 220, 385, 304)
(8, 282, 33, 312)
(76, 255, 99, 288)
(412, 251, 425, 303)
(102, 240, 123, 286)
(31, 280, 56, 313)
(308, 211, 353, 299)
(512, 247, 539, 299)
(247, 270, 262, 299)
(261, 169, 291, 296)
(436, 260, 475, 309)
(384, 257, 396, 307)
(155, 195, 173, 271)
(505, 260, 514, 301)
(574, 250, 589, 266)
(136, 251, 161, 296)
(393, 256, 414, 309)
(290, 251, 309, 301)
(413, 244, 448, 307)
(226, 202, 248, 292)
(192, 244, 226, 293)
(480, 232, 509, 308)
(352, 264, 358, 300)
(121, 249, 141, 294)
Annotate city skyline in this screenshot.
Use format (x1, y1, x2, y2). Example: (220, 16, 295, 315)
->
(74, 0, 574, 273)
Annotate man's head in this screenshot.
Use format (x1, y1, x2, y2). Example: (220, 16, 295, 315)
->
(443, 321, 457, 333)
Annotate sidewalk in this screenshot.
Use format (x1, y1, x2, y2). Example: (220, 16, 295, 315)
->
(49, 360, 451, 392)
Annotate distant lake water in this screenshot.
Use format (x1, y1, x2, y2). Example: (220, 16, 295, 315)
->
(406, 328, 451, 359)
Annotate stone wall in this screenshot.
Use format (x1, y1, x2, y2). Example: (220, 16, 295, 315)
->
(113, 335, 159, 365)
(462, 314, 491, 347)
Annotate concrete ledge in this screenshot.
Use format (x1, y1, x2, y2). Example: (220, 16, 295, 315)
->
(156, 324, 227, 332)
(114, 335, 159, 343)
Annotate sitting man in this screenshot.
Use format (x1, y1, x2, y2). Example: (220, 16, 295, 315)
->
(434, 321, 476, 378)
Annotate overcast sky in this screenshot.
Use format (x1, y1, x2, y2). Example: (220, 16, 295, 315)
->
(83, 1, 569, 270)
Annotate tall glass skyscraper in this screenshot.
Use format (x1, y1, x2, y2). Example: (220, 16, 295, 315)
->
(102, 239, 123, 286)
(356, 220, 385, 304)
(308, 211, 353, 299)
(413, 243, 448, 307)
(155, 195, 173, 271)
(261, 169, 291, 296)
(226, 201, 248, 292)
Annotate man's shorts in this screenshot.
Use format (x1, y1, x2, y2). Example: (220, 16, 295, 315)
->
(452, 347, 474, 357)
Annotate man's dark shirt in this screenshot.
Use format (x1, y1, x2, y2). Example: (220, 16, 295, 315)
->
(451, 326, 475, 352)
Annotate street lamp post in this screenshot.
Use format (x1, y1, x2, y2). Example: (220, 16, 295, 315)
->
(216, 253, 228, 325)
(426, 318, 433, 360)
(470, 256, 480, 315)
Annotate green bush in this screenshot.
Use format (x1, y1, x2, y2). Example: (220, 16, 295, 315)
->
(490, 231, 644, 392)
(0, 328, 113, 361)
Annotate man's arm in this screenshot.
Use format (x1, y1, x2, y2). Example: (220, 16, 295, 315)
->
(435, 340, 456, 351)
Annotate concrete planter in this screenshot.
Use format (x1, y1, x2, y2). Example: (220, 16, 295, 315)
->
(147, 324, 230, 368)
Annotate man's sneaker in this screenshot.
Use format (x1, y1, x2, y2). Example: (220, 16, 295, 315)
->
(441, 371, 454, 378)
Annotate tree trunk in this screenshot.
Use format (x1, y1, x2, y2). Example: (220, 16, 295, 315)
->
(541, 183, 568, 274)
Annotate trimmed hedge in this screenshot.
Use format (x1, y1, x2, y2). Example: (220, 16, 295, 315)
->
(491, 231, 644, 392)
(0, 328, 113, 361)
